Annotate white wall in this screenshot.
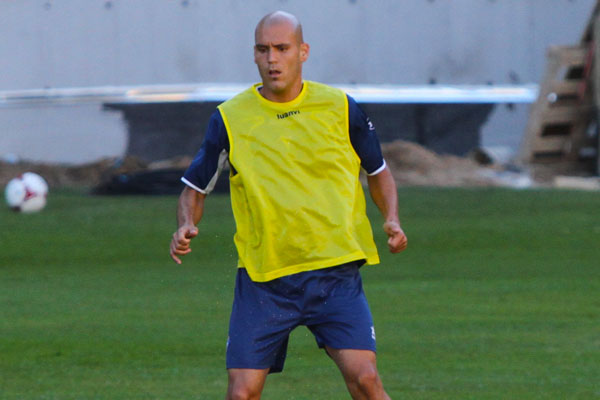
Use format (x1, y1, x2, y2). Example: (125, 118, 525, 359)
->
(0, 103, 126, 164)
(0, 0, 596, 163)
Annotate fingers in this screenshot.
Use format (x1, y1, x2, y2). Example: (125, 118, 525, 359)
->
(169, 226, 197, 264)
(388, 231, 407, 253)
(170, 241, 191, 264)
(170, 251, 182, 264)
(383, 221, 407, 253)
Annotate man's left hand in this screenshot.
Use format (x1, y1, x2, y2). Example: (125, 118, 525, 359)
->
(383, 221, 407, 253)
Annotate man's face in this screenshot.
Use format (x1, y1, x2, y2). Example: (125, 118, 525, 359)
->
(254, 21, 309, 102)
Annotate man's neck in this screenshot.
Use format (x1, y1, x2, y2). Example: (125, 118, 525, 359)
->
(259, 82, 304, 103)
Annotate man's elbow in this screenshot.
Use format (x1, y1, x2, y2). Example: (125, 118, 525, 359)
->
(367, 165, 392, 182)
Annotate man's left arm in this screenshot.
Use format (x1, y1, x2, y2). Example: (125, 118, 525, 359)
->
(346, 94, 407, 253)
(367, 166, 407, 253)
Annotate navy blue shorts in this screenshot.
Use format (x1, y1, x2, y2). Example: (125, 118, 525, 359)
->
(226, 261, 376, 373)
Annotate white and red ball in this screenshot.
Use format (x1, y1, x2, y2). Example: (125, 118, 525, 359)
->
(4, 172, 49, 213)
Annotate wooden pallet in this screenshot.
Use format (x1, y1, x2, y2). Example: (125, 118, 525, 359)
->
(521, 1, 600, 169)
(520, 45, 595, 163)
(581, 0, 600, 43)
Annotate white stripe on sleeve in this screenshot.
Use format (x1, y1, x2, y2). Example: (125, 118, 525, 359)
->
(366, 159, 387, 176)
(203, 149, 229, 194)
(181, 177, 208, 194)
(180, 149, 229, 195)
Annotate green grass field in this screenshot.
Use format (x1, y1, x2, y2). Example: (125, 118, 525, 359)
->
(1, 187, 599, 399)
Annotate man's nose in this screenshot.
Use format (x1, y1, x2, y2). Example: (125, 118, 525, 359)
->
(267, 48, 277, 63)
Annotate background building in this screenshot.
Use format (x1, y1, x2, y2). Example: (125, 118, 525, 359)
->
(0, 0, 596, 163)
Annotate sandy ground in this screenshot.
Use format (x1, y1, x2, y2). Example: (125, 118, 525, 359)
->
(0, 140, 590, 191)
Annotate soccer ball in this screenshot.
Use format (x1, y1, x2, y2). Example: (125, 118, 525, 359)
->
(4, 172, 49, 213)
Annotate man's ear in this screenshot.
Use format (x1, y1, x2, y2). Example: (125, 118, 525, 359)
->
(300, 43, 310, 62)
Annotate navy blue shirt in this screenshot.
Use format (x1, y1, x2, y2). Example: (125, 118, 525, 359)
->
(183, 95, 385, 194)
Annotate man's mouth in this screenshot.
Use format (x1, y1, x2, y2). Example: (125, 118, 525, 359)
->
(269, 69, 281, 78)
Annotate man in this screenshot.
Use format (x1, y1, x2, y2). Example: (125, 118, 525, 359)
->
(170, 11, 407, 400)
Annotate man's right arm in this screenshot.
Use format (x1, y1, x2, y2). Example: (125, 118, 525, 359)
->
(170, 186, 206, 264)
(169, 110, 229, 264)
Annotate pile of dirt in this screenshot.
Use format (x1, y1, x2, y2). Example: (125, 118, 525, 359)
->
(380, 140, 508, 187)
(0, 140, 524, 191)
(0, 156, 193, 189)
(0, 158, 116, 188)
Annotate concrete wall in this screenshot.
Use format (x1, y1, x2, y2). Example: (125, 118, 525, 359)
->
(0, 0, 596, 163)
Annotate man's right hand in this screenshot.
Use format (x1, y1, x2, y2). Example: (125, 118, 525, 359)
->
(170, 225, 199, 264)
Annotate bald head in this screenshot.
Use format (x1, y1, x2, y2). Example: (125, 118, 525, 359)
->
(255, 11, 304, 45)
(253, 11, 309, 102)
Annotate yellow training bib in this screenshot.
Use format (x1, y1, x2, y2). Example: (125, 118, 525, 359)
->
(218, 81, 379, 282)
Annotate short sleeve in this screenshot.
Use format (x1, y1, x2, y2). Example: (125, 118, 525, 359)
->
(181, 110, 230, 194)
(347, 95, 386, 175)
